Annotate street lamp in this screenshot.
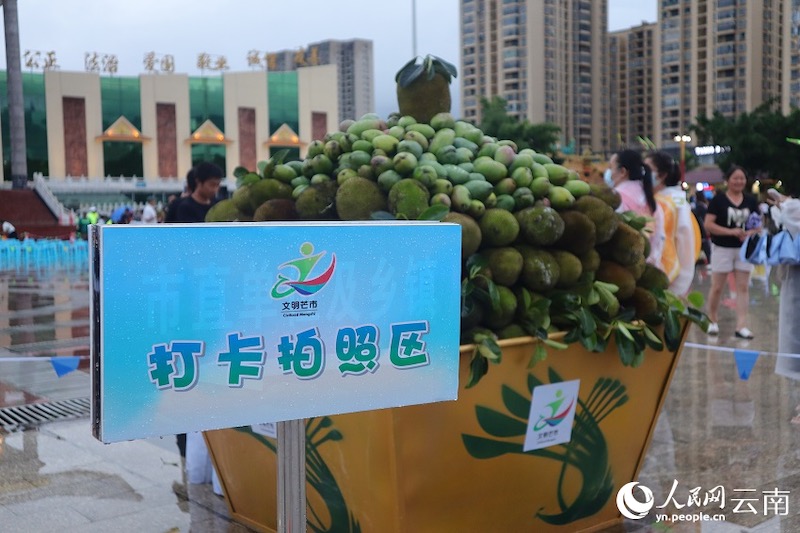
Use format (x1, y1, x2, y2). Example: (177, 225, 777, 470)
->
(673, 134, 692, 182)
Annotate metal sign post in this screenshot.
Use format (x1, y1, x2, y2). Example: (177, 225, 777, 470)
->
(277, 419, 306, 533)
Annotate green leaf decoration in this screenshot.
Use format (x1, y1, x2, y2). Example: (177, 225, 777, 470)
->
(615, 330, 636, 366)
(664, 311, 682, 351)
(270, 148, 289, 165)
(432, 56, 458, 78)
(418, 204, 450, 221)
(687, 290, 705, 308)
(529, 342, 548, 367)
(256, 160, 268, 175)
(643, 326, 665, 351)
(394, 57, 419, 82)
(462, 434, 522, 459)
(501, 385, 531, 419)
(475, 405, 528, 437)
(543, 338, 569, 350)
(398, 63, 426, 88)
(466, 353, 489, 389)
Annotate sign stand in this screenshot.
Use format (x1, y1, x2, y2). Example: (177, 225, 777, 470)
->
(277, 419, 306, 533)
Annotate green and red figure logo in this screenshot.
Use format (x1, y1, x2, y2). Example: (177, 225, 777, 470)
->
(271, 242, 336, 299)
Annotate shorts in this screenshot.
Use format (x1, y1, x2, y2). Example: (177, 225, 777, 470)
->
(710, 243, 753, 273)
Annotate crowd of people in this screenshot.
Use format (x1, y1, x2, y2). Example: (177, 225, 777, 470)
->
(605, 149, 765, 340)
(73, 161, 225, 239)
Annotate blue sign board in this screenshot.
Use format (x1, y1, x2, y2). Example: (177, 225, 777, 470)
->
(90, 222, 461, 443)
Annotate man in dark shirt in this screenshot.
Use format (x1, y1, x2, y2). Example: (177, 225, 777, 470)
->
(174, 162, 222, 222)
(164, 169, 196, 223)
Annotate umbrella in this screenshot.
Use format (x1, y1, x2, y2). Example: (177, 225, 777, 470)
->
(110, 205, 132, 223)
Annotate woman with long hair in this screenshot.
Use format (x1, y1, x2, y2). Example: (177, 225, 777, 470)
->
(704, 166, 759, 338)
(606, 149, 665, 266)
(646, 150, 697, 295)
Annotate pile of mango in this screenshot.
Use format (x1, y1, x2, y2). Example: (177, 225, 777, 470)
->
(208, 112, 668, 340)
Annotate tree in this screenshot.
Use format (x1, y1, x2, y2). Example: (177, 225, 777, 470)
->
(478, 97, 560, 154)
(692, 99, 800, 194)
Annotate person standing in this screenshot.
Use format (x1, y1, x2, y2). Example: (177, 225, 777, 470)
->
(704, 166, 759, 338)
(174, 163, 221, 223)
(605, 149, 665, 266)
(141, 196, 158, 224)
(165, 169, 196, 224)
(646, 151, 697, 295)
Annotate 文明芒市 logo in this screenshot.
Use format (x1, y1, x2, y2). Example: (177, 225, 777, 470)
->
(270, 242, 336, 299)
(616, 482, 655, 520)
(532, 388, 575, 431)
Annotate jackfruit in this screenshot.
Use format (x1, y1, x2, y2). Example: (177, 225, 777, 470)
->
(443, 212, 482, 259)
(573, 195, 619, 244)
(295, 181, 338, 220)
(516, 245, 560, 292)
(205, 199, 242, 222)
(637, 264, 670, 291)
(515, 206, 565, 246)
(553, 210, 596, 256)
(589, 183, 622, 210)
(483, 285, 518, 329)
(551, 250, 583, 289)
(253, 199, 299, 221)
(388, 179, 431, 219)
(595, 260, 636, 300)
(486, 246, 524, 286)
(335, 177, 387, 220)
(604, 223, 646, 266)
(626, 286, 661, 324)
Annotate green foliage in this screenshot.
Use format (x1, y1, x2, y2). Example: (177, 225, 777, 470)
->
(479, 96, 561, 154)
(395, 55, 457, 88)
(692, 99, 800, 194)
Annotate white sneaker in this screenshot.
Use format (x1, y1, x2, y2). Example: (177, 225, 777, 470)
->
(707, 322, 719, 335)
(735, 327, 754, 339)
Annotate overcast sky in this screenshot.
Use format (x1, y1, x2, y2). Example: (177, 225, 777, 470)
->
(0, 1, 656, 120)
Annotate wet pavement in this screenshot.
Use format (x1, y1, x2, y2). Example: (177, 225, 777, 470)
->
(0, 263, 799, 532)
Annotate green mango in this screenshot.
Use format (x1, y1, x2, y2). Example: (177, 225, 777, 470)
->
(406, 123, 436, 140)
(473, 156, 508, 184)
(372, 134, 400, 155)
(464, 180, 494, 201)
(429, 128, 456, 154)
(450, 184, 472, 212)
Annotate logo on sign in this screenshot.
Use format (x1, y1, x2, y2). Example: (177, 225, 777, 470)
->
(616, 482, 655, 520)
(270, 242, 336, 299)
(532, 388, 574, 431)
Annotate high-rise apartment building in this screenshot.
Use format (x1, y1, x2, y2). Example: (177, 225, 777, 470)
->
(609, 23, 657, 150)
(782, 0, 800, 111)
(267, 39, 374, 122)
(460, 0, 608, 153)
(655, 0, 784, 145)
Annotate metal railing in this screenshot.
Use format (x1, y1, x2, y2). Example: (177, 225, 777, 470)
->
(33, 173, 75, 226)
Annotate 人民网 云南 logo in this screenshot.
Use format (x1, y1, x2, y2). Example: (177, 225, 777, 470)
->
(532, 388, 575, 431)
(270, 242, 336, 299)
(616, 482, 655, 520)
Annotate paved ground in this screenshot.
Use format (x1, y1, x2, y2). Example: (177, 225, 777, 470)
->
(1, 264, 799, 532)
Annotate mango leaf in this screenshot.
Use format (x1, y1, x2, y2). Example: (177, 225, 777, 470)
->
(580, 332, 598, 352)
(418, 204, 450, 221)
(579, 308, 596, 336)
(466, 353, 489, 388)
(256, 160, 268, 175)
(529, 343, 547, 368)
(631, 350, 645, 368)
(394, 56, 420, 82)
(543, 338, 568, 350)
(502, 385, 531, 419)
(431, 55, 458, 79)
(616, 330, 636, 366)
(233, 166, 249, 179)
(466, 253, 489, 273)
(687, 291, 705, 308)
(270, 149, 289, 165)
(475, 406, 527, 437)
(477, 342, 501, 363)
(616, 322, 635, 342)
(398, 62, 426, 88)
(643, 326, 665, 351)
(664, 311, 681, 351)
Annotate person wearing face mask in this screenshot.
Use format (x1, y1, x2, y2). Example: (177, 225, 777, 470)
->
(605, 149, 665, 267)
(646, 151, 698, 296)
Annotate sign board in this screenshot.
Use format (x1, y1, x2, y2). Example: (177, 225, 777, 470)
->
(523, 379, 580, 451)
(90, 222, 461, 443)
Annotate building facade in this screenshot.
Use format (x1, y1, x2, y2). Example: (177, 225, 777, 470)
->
(655, 0, 785, 145)
(609, 23, 656, 150)
(782, 0, 800, 112)
(266, 39, 374, 122)
(0, 65, 339, 181)
(460, 0, 608, 153)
